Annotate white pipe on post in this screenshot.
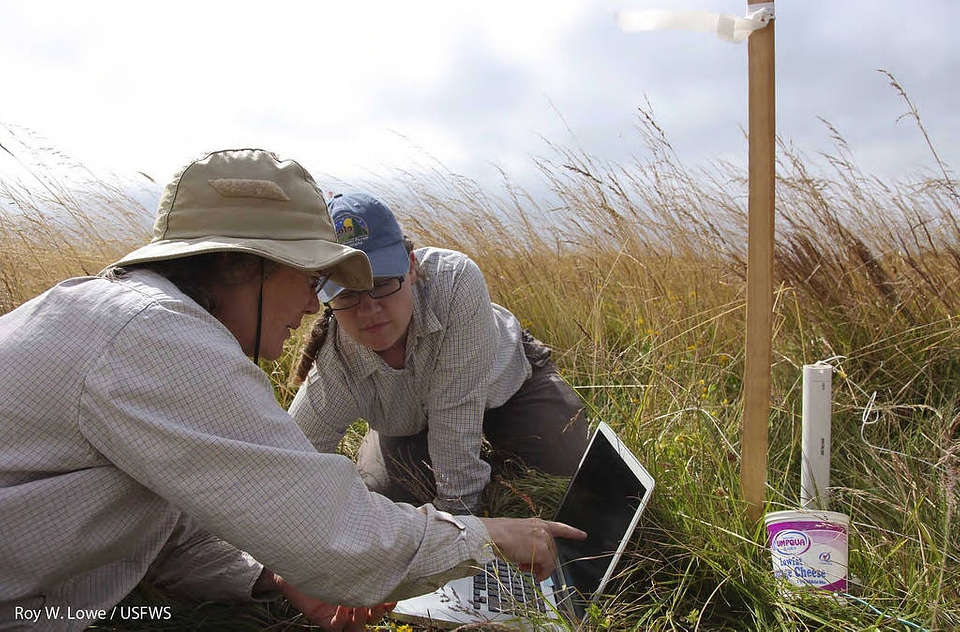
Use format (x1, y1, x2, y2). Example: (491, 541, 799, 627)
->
(800, 363, 832, 510)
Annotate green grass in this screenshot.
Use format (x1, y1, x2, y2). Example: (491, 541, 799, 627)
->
(2, 76, 958, 630)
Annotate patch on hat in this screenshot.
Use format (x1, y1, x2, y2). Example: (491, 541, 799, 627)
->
(208, 178, 291, 201)
(334, 213, 370, 247)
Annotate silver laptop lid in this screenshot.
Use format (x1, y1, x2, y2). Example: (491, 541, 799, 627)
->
(550, 421, 656, 618)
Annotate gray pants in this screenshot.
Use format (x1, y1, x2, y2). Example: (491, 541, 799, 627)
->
(356, 332, 588, 506)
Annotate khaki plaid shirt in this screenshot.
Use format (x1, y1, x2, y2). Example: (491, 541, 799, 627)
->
(289, 247, 532, 513)
(0, 270, 493, 630)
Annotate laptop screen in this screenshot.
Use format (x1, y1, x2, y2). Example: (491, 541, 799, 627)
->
(552, 425, 651, 610)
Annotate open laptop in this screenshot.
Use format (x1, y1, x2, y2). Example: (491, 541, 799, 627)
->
(392, 421, 656, 629)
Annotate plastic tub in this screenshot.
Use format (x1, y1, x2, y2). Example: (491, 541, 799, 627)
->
(764, 509, 849, 592)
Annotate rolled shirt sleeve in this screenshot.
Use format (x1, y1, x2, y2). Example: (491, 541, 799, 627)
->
(421, 256, 497, 512)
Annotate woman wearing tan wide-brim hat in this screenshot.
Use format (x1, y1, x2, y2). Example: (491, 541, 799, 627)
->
(0, 149, 585, 631)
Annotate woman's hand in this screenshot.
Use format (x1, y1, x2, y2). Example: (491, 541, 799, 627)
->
(259, 570, 395, 631)
(479, 517, 587, 581)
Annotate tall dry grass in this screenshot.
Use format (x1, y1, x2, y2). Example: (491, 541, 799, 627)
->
(340, 76, 958, 630)
(0, 124, 153, 311)
(2, 74, 958, 630)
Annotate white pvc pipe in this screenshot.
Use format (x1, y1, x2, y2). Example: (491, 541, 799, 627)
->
(800, 364, 832, 510)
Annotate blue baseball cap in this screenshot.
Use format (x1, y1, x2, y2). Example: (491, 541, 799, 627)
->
(319, 192, 411, 302)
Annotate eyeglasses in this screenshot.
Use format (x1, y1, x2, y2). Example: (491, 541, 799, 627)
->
(311, 274, 331, 294)
(327, 276, 405, 311)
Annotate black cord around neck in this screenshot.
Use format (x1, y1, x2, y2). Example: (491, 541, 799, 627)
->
(252, 259, 264, 364)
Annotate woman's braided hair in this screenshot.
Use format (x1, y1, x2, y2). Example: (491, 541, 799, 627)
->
(293, 236, 416, 383)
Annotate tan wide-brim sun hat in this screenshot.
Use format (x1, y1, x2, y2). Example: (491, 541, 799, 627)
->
(104, 148, 372, 291)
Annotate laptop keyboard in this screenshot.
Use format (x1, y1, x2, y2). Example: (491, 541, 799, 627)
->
(471, 559, 548, 614)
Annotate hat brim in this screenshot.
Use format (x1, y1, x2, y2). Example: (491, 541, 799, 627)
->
(104, 237, 373, 291)
(319, 241, 410, 302)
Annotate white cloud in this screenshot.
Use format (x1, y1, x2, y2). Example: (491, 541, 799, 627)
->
(2, 0, 958, 195)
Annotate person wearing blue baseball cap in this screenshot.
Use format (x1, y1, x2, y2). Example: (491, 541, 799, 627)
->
(290, 192, 589, 515)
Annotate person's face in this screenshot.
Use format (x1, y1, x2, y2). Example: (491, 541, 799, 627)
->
(215, 264, 323, 361)
(332, 265, 416, 357)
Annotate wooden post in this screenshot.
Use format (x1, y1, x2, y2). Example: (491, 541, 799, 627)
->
(741, 0, 776, 525)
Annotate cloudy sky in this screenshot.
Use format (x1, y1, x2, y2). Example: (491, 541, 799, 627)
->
(2, 0, 958, 198)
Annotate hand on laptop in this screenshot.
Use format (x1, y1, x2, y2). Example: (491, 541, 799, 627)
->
(480, 517, 587, 581)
